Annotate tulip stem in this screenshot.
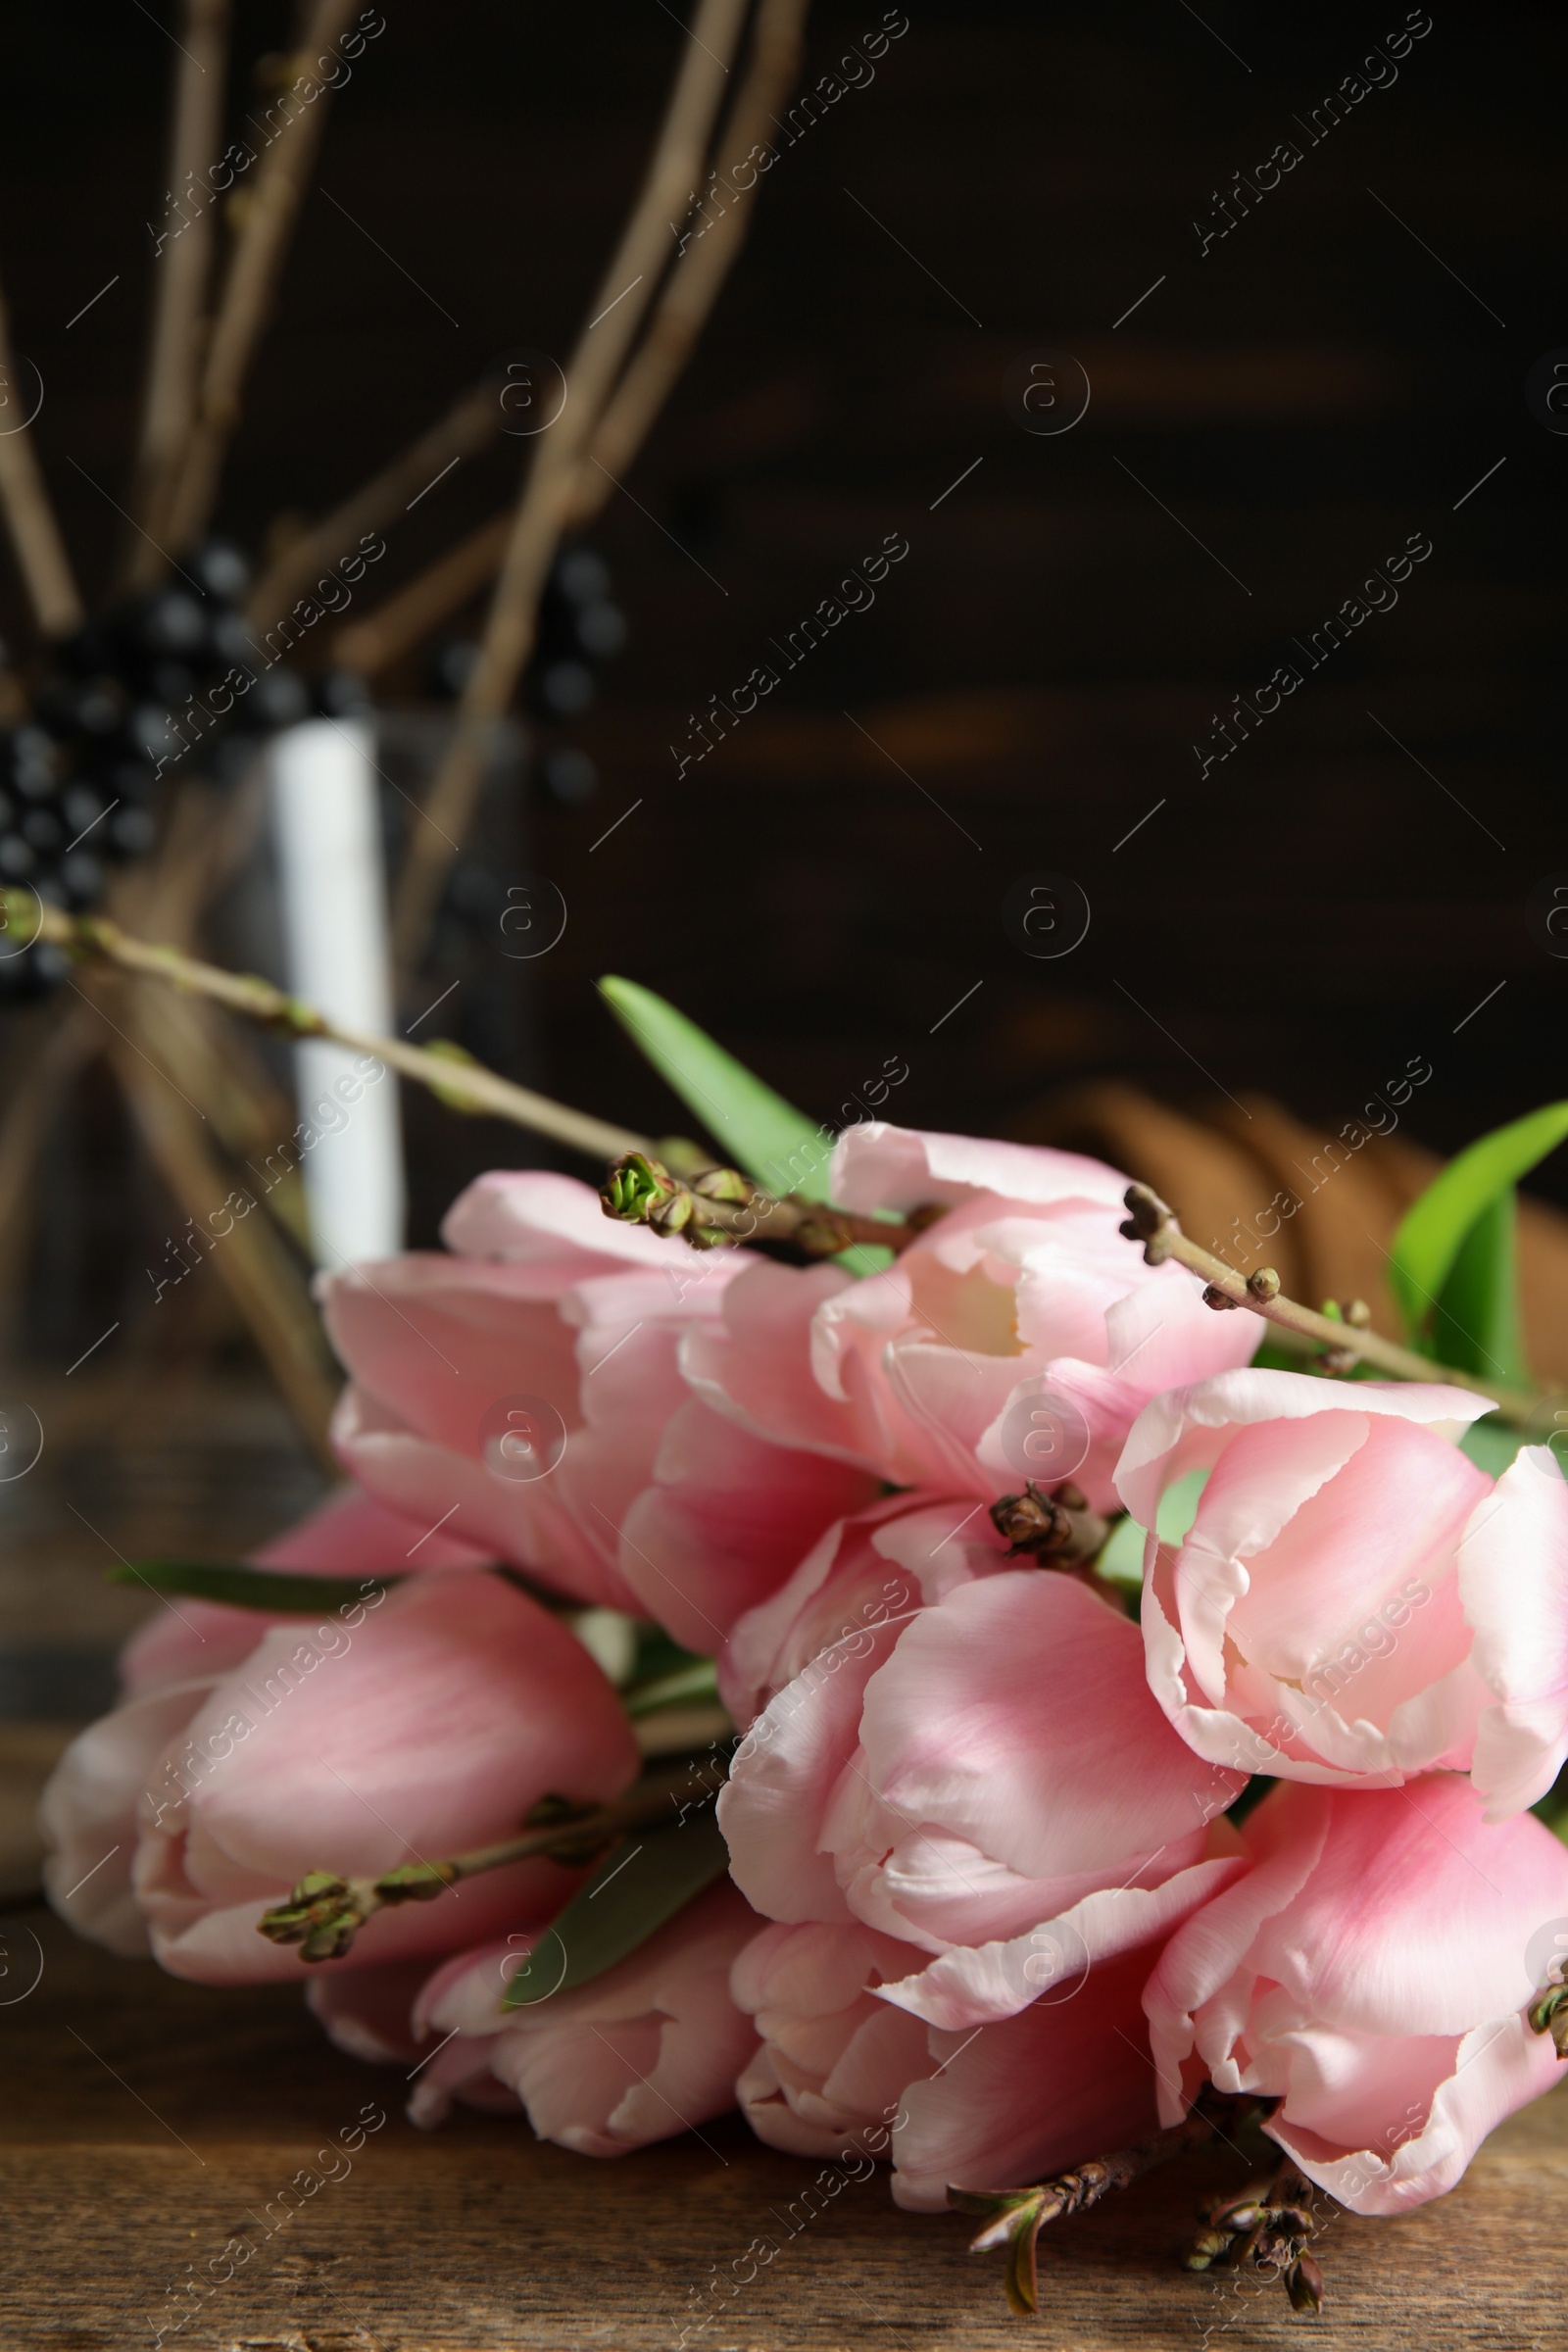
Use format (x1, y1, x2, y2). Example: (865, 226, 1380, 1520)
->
(1121, 1182, 1557, 1435)
(256, 1755, 727, 1963)
(1, 893, 646, 1166)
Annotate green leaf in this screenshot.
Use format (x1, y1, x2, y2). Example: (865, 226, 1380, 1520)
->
(110, 1560, 396, 1613)
(598, 976, 835, 1202)
(1431, 1191, 1523, 1385)
(1459, 1413, 1532, 1477)
(1098, 1469, 1212, 1590)
(623, 1657, 720, 1719)
(1390, 1101, 1568, 1383)
(501, 1810, 730, 2010)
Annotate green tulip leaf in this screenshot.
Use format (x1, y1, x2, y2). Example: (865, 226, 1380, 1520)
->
(501, 1809, 731, 2010)
(1389, 1101, 1568, 1387)
(110, 1560, 397, 1612)
(598, 975, 835, 1200)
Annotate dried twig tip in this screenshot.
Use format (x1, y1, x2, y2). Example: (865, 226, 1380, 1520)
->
(1119, 1181, 1178, 1265)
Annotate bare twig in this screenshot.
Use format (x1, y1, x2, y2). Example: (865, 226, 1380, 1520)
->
(3, 891, 647, 1165)
(389, 0, 755, 971)
(582, 0, 810, 489)
(154, 0, 362, 567)
(1121, 1181, 1555, 1432)
(246, 382, 502, 633)
(110, 1031, 339, 1464)
(333, 0, 811, 684)
(0, 250, 84, 636)
(126, 0, 232, 566)
(328, 508, 510, 675)
(0, 1002, 103, 1339)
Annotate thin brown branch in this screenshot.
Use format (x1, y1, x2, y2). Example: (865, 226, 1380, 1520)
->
(245, 382, 502, 633)
(155, 0, 362, 567)
(328, 509, 510, 675)
(3, 891, 647, 1166)
(389, 0, 756, 971)
(258, 1755, 725, 1961)
(0, 253, 84, 637)
(126, 0, 231, 568)
(333, 0, 811, 685)
(0, 1002, 103, 1341)
(132, 986, 313, 1253)
(1121, 1180, 1555, 1432)
(579, 0, 810, 495)
(109, 1024, 340, 1466)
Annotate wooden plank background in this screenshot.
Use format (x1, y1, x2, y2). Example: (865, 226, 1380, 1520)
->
(2, 1901, 1566, 2352)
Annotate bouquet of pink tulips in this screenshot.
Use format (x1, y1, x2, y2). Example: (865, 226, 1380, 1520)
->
(41, 980, 1568, 2321)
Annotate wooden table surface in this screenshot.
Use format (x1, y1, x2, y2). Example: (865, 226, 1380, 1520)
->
(2, 1903, 1564, 2352)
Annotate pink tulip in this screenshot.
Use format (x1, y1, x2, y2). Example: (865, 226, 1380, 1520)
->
(353, 1881, 761, 2153)
(729, 1917, 1191, 2214)
(717, 1500, 1247, 2030)
(42, 1567, 639, 1982)
(1143, 1775, 1568, 2214)
(1120, 1368, 1568, 1809)
(321, 1168, 876, 1642)
(730, 1918, 934, 2159)
(683, 1123, 1258, 1512)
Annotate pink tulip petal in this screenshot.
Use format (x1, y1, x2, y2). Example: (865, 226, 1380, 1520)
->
(619, 1400, 881, 1652)
(719, 1630, 899, 1924)
(830, 1124, 1127, 1215)
(890, 1941, 1163, 2211)
(879, 1848, 1249, 2029)
(1461, 1448, 1568, 1818)
(854, 1572, 1242, 1885)
(1269, 2013, 1565, 2215)
(1115, 1369, 1490, 1533)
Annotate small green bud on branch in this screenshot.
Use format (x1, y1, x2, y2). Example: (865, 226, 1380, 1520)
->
(598, 1151, 942, 1258)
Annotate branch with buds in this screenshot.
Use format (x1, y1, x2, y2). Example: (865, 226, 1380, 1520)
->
(257, 1759, 725, 1963)
(1529, 1971, 1568, 2059)
(1120, 1181, 1555, 1434)
(1186, 2155, 1325, 2312)
(600, 1151, 943, 1258)
(990, 1481, 1110, 1567)
(950, 2094, 1253, 2316)
(2, 892, 643, 1165)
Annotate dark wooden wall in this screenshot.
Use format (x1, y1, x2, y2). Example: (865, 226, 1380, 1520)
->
(2, 1, 1565, 1280)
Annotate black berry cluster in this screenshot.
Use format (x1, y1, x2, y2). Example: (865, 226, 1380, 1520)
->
(0, 542, 354, 999)
(433, 542, 624, 811)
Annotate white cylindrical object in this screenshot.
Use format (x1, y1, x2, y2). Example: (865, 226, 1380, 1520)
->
(270, 718, 405, 1268)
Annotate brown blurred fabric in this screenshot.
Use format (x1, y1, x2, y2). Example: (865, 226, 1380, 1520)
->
(1009, 1085, 1568, 1388)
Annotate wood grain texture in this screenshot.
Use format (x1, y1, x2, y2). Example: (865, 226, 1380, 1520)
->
(2, 1907, 1565, 2352)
